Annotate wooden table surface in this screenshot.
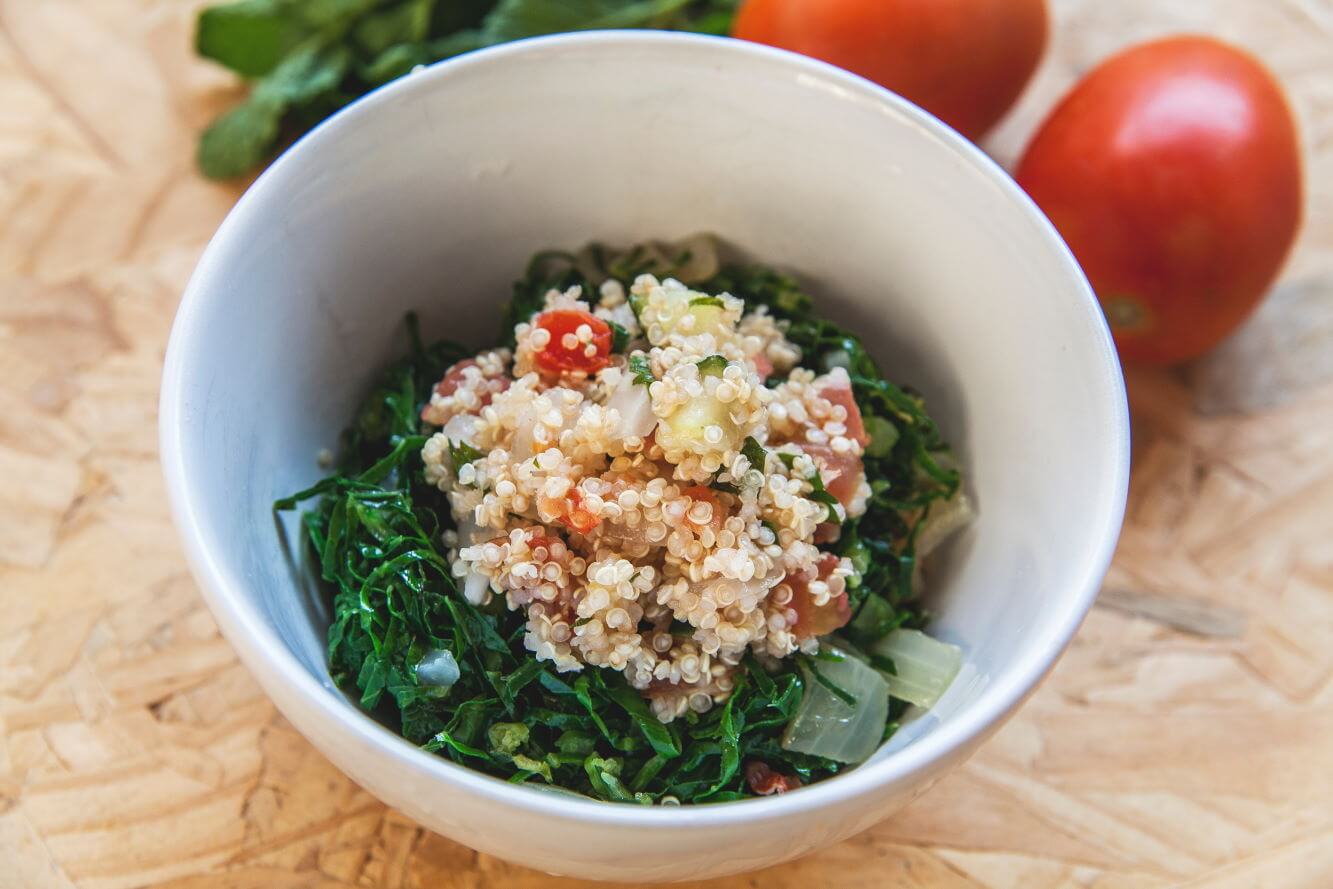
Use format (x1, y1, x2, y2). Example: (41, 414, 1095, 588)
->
(2, 1, 1331, 887)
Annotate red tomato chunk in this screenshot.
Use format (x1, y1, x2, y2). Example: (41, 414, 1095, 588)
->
(557, 488, 601, 535)
(789, 552, 851, 639)
(802, 442, 863, 509)
(819, 382, 869, 447)
(534, 310, 612, 375)
(745, 761, 802, 795)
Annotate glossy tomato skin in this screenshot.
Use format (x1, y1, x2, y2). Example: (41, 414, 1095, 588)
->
(1016, 37, 1302, 365)
(733, 0, 1047, 140)
(533, 309, 612, 375)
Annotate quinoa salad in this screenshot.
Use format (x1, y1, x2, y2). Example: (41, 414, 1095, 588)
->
(278, 237, 973, 803)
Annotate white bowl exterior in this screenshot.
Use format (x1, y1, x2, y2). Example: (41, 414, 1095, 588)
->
(161, 33, 1128, 881)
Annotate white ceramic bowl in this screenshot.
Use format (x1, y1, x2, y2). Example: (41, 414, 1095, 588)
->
(161, 31, 1128, 882)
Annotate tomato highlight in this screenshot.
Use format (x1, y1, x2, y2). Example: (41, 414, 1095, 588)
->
(534, 309, 613, 375)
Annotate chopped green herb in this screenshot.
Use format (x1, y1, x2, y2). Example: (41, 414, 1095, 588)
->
(741, 436, 768, 473)
(195, 0, 746, 178)
(449, 439, 485, 474)
(696, 354, 728, 377)
(608, 320, 631, 353)
(689, 296, 725, 308)
(628, 353, 654, 386)
(774, 450, 841, 525)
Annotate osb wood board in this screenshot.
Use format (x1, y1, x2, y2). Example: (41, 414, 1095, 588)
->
(1, 0, 1330, 886)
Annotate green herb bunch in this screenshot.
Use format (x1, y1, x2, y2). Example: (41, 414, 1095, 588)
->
(196, 0, 740, 179)
(276, 250, 959, 802)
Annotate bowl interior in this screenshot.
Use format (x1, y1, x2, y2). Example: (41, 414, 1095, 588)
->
(165, 33, 1126, 806)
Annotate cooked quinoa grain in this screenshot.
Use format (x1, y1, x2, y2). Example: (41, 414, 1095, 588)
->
(421, 275, 869, 721)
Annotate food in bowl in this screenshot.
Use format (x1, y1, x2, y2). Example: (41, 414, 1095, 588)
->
(277, 236, 973, 803)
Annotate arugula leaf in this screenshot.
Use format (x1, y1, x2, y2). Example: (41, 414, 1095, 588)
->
(196, 0, 305, 77)
(197, 41, 350, 178)
(424, 729, 492, 760)
(604, 682, 681, 759)
(197, 93, 286, 180)
(483, 0, 694, 40)
(196, 0, 743, 178)
(704, 265, 812, 318)
(353, 0, 433, 56)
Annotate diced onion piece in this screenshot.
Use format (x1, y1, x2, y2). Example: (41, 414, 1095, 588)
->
(453, 507, 484, 548)
(821, 350, 851, 371)
(668, 233, 721, 283)
(509, 404, 537, 462)
(871, 629, 962, 709)
(441, 414, 480, 449)
(416, 649, 460, 689)
(605, 374, 658, 439)
(462, 568, 491, 604)
(781, 645, 889, 764)
(915, 491, 975, 559)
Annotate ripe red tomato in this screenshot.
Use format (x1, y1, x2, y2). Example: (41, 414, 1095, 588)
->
(745, 761, 802, 794)
(557, 489, 601, 535)
(819, 381, 869, 447)
(533, 309, 612, 375)
(680, 486, 728, 535)
(1016, 37, 1302, 365)
(789, 553, 852, 638)
(732, 0, 1048, 140)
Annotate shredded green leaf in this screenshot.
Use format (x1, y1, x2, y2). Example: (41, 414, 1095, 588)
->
(740, 436, 767, 473)
(696, 354, 728, 377)
(195, 0, 744, 178)
(275, 244, 962, 803)
(448, 439, 484, 474)
(628, 353, 654, 386)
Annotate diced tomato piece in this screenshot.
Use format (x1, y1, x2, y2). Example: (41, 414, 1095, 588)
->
(750, 350, 774, 382)
(813, 522, 841, 545)
(820, 383, 869, 447)
(788, 553, 851, 639)
(557, 488, 601, 535)
(523, 532, 558, 553)
(680, 485, 728, 534)
(433, 359, 476, 397)
(423, 359, 511, 421)
(745, 761, 802, 795)
(534, 310, 612, 375)
(801, 442, 863, 509)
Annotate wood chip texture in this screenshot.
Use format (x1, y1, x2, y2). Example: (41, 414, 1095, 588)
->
(1, 0, 1331, 887)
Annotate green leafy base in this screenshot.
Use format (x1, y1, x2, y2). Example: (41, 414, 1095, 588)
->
(276, 256, 958, 803)
(197, 0, 742, 178)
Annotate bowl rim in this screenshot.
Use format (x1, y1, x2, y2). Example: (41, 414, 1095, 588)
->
(161, 29, 1129, 828)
